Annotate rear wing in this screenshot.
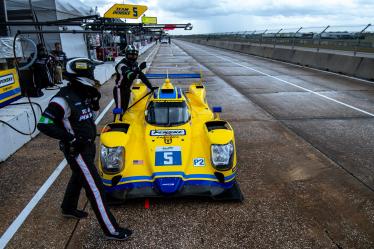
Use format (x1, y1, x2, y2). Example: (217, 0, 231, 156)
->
(145, 73, 201, 79)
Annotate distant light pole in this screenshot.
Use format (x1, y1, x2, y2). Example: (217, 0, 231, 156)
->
(292, 27, 303, 50)
(317, 25, 330, 52)
(354, 23, 371, 56)
(273, 28, 283, 48)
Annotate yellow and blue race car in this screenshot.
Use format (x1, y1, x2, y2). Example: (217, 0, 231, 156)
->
(99, 73, 243, 201)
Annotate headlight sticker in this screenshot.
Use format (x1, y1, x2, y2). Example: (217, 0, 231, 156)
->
(133, 160, 144, 165)
(193, 158, 205, 167)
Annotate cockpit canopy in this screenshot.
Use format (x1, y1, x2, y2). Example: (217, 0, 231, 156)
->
(146, 101, 190, 126)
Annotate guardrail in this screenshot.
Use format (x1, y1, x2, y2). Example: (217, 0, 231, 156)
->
(177, 24, 374, 56)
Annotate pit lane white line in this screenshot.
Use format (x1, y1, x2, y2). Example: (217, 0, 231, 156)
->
(0, 45, 158, 249)
(180, 41, 374, 118)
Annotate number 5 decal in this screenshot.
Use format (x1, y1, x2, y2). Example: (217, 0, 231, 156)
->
(155, 146, 182, 166)
(164, 152, 173, 165)
(133, 7, 138, 17)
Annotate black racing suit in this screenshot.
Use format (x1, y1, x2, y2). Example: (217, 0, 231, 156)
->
(30, 52, 54, 89)
(113, 58, 153, 112)
(37, 83, 120, 236)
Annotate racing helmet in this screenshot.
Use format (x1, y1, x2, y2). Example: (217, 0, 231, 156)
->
(65, 58, 102, 108)
(65, 57, 98, 81)
(124, 45, 139, 62)
(65, 57, 104, 86)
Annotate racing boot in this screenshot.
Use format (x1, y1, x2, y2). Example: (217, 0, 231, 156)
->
(61, 209, 88, 219)
(105, 227, 133, 241)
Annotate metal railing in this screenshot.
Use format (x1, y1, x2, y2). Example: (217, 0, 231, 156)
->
(179, 24, 374, 55)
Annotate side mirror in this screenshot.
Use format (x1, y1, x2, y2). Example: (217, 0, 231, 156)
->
(212, 106, 222, 113)
(212, 106, 222, 120)
(139, 62, 147, 71)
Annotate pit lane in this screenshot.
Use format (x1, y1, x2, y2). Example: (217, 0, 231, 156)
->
(0, 41, 373, 248)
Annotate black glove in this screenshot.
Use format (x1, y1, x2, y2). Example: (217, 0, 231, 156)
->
(60, 137, 86, 159)
(133, 67, 140, 74)
(128, 71, 137, 81)
(90, 91, 101, 111)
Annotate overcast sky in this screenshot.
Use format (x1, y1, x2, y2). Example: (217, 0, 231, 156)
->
(81, 0, 374, 35)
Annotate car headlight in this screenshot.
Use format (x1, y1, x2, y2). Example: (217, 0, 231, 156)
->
(100, 145, 124, 173)
(211, 141, 234, 171)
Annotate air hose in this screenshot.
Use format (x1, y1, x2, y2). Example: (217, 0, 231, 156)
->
(0, 33, 41, 136)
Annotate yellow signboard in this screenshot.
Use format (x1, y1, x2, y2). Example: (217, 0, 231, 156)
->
(104, 4, 147, 19)
(0, 68, 22, 108)
(142, 16, 157, 24)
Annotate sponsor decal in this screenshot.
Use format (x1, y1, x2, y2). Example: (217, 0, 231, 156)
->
(164, 136, 172, 144)
(79, 108, 93, 121)
(75, 62, 88, 69)
(150, 129, 186, 136)
(155, 146, 182, 166)
(193, 158, 205, 167)
(0, 74, 15, 88)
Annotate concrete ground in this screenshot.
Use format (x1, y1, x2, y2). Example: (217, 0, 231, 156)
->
(0, 41, 373, 249)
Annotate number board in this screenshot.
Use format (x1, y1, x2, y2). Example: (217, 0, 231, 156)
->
(104, 4, 147, 19)
(155, 146, 182, 166)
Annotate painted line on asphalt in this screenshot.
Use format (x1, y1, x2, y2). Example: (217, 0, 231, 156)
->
(180, 41, 374, 118)
(0, 45, 158, 249)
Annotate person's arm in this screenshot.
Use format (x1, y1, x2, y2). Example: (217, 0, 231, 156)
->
(37, 97, 74, 142)
(138, 71, 153, 89)
(121, 65, 137, 82)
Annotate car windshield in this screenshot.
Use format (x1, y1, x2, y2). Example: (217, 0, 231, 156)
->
(146, 101, 189, 126)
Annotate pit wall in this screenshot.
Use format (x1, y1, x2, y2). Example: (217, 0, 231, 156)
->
(180, 38, 374, 81)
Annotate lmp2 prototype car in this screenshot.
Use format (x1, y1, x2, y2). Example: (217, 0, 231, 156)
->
(99, 74, 243, 201)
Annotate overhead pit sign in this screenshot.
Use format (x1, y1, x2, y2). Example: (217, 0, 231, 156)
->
(104, 4, 147, 19)
(142, 16, 157, 24)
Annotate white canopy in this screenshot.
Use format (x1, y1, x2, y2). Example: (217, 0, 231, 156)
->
(7, 0, 94, 19)
(7, 0, 95, 58)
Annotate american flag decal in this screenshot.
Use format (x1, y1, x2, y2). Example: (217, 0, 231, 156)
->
(133, 160, 144, 165)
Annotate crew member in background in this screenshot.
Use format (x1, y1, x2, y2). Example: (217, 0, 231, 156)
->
(113, 45, 155, 114)
(37, 58, 132, 241)
(51, 42, 67, 84)
(30, 43, 54, 91)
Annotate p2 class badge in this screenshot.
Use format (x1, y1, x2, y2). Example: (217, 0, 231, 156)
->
(193, 158, 205, 167)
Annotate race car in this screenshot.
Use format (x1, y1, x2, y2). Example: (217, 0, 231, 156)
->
(99, 73, 243, 201)
(160, 37, 169, 44)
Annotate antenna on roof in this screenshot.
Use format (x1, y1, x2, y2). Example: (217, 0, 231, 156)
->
(199, 66, 205, 85)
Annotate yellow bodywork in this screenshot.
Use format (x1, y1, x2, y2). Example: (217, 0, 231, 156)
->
(99, 78, 237, 198)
